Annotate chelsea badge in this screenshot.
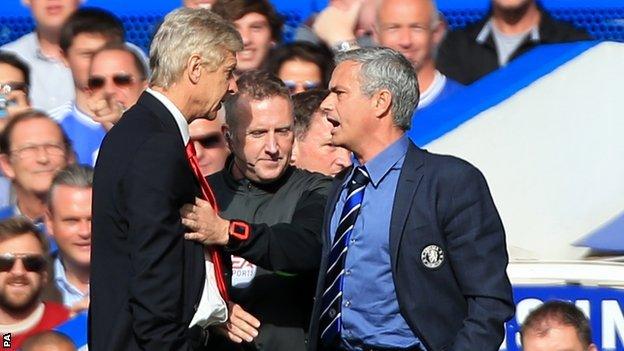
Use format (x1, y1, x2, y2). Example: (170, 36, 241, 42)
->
(421, 244, 444, 269)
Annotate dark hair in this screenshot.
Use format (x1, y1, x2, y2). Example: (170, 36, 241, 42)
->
(521, 300, 593, 347)
(0, 110, 72, 155)
(224, 70, 291, 132)
(60, 7, 125, 53)
(21, 331, 76, 351)
(212, 0, 283, 42)
(0, 216, 50, 254)
(0, 50, 31, 88)
(264, 42, 334, 89)
(91, 43, 149, 80)
(292, 89, 330, 140)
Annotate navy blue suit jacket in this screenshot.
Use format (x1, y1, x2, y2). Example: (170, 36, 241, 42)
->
(308, 140, 514, 351)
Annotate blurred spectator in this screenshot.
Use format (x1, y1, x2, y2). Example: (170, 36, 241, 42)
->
(0, 217, 70, 350)
(0, 0, 80, 114)
(45, 165, 93, 314)
(195, 71, 330, 350)
(0, 52, 32, 210)
(307, 0, 463, 110)
(297, 0, 376, 49)
(212, 0, 283, 74)
(375, 0, 463, 110)
(183, 0, 216, 9)
(521, 300, 598, 351)
(291, 89, 351, 176)
(0, 111, 72, 224)
(263, 42, 334, 94)
(54, 8, 125, 166)
(0, 51, 32, 129)
(437, 0, 592, 84)
(21, 331, 76, 351)
(189, 112, 230, 176)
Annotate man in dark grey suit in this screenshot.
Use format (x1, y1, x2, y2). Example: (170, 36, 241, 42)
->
(308, 47, 514, 351)
(89, 8, 242, 350)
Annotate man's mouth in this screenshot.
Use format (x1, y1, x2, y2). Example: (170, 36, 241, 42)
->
(238, 49, 255, 61)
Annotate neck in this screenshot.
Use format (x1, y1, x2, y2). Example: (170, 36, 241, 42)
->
(417, 62, 437, 92)
(60, 257, 90, 294)
(0, 301, 42, 325)
(151, 85, 194, 122)
(36, 28, 63, 60)
(352, 127, 404, 165)
(14, 187, 47, 220)
(492, 1, 541, 34)
(75, 89, 94, 116)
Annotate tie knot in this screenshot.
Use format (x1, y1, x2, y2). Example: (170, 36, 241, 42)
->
(350, 166, 370, 187)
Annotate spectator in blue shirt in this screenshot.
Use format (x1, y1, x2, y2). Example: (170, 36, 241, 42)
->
(45, 164, 93, 314)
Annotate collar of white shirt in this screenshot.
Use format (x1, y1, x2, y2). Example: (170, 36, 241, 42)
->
(145, 88, 190, 145)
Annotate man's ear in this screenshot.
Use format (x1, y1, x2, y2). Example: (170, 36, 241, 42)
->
(186, 54, 204, 84)
(0, 154, 16, 180)
(431, 16, 448, 47)
(371, 89, 392, 119)
(222, 124, 233, 148)
(291, 139, 299, 166)
(44, 207, 55, 237)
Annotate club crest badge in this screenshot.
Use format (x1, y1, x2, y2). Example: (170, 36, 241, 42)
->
(421, 245, 444, 269)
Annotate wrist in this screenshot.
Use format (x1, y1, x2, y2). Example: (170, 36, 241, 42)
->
(331, 38, 359, 52)
(227, 219, 251, 245)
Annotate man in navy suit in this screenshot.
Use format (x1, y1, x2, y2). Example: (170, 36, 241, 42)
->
(89, 8, 243, 350)
(307, 47, 514, 351)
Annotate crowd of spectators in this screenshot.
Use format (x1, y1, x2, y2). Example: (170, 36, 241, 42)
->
(0, 0, 594, 349)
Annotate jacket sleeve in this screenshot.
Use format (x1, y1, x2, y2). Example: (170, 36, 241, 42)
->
(440, 163, 515, 351)
(224, 188, 327, 272)
(123, 134, 195, 351)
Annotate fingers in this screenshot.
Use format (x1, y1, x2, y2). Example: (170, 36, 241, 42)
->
(180, 204, 197, 219)
(184, 231, 204, 243)
(230, 303, 261, 329)
(194, 197, 212, 208)
(225, 321, 256, 343)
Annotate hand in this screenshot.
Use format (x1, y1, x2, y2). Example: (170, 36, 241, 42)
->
(215, 302, 260, 343)
(4, 89, 30, 117)
(69, 296, 90, 317)
(181, 198, 230, 246)
(87, 90, 125, 131)
(312, 0, 363, 46)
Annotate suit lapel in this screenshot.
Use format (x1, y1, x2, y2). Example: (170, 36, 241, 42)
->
(389, 142, 424, 271)
(322, 167, 351, 251)
(138, 91, 186, 147)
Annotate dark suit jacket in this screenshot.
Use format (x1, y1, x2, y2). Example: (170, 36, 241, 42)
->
(308, 141, 514, 351)
(89, 92, 208, 351)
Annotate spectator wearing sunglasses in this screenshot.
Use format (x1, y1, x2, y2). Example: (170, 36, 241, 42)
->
(189, 110, 230, 176)
(264, 42, 334, 95)
(54, 8, 125, 167)
(0, 111, 72, 228)
(0, 217, 70, 350)
(45, 165, 93, 315)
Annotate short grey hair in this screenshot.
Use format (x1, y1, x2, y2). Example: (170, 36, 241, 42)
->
(47, 164, 94, 210)
(149, 8, 243, 88)
(336, 47, 419, 130)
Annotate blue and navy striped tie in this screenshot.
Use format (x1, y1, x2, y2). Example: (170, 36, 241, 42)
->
(319, 166, 370, 346)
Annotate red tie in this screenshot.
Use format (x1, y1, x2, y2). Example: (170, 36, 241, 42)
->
(185, 142, 230, 301)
